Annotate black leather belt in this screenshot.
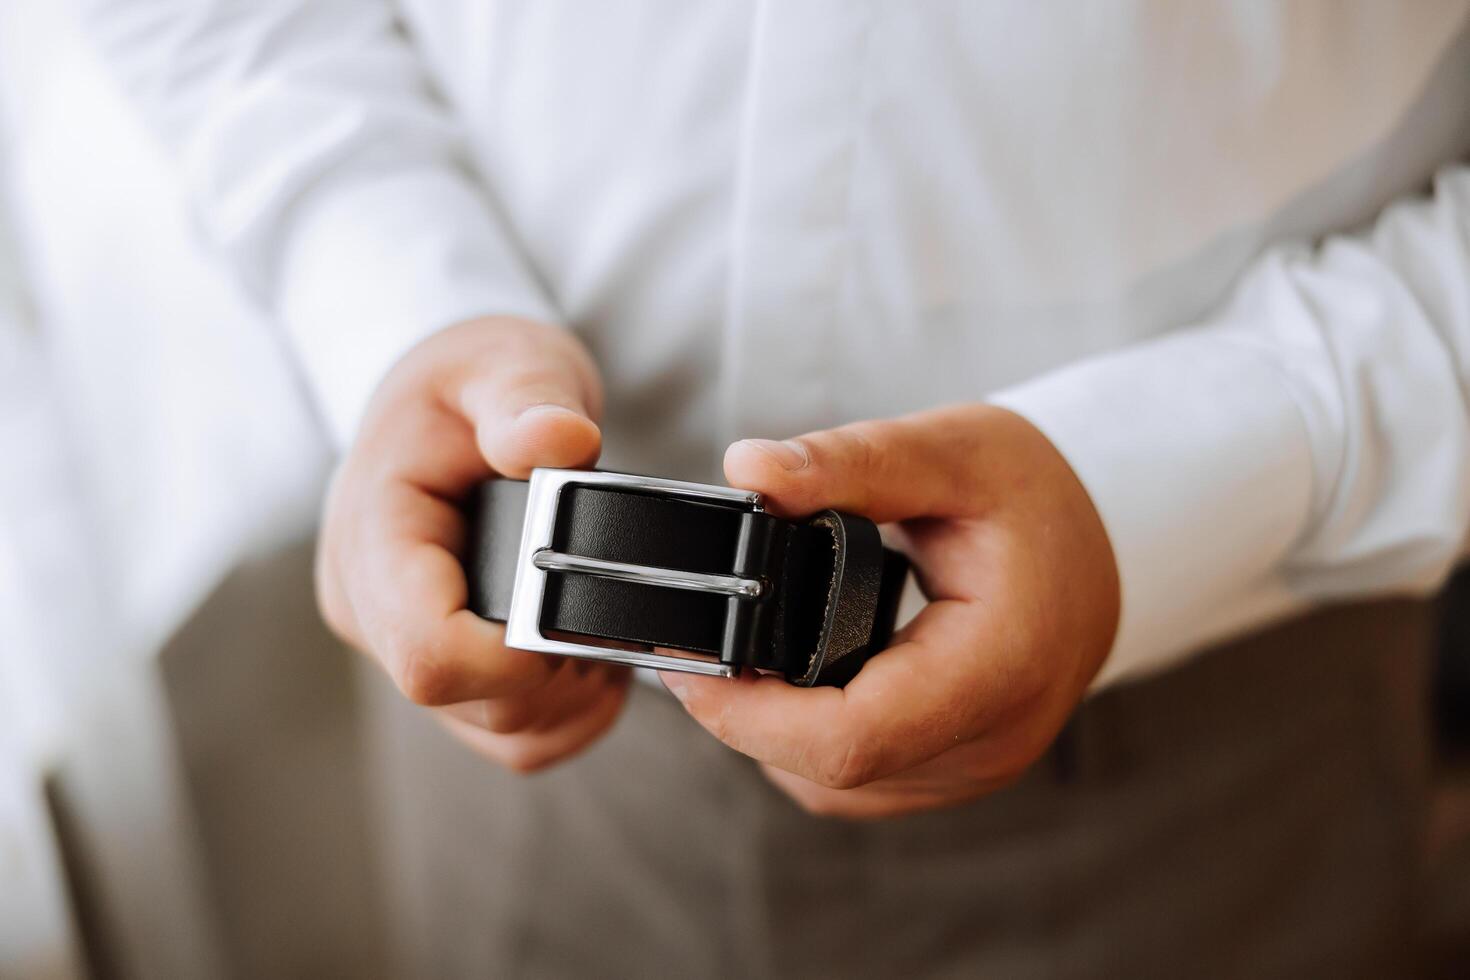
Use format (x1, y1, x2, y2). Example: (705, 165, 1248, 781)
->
(463, 469, 909, 687)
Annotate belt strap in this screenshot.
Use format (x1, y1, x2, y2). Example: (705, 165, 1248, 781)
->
(464, 476, 909, 686)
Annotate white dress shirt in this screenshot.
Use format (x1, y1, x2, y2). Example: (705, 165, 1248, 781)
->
(83, 0, 1470, 688)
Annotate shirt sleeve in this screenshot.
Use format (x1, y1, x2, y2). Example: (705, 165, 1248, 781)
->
(81, 0, 558, 446)
(992, 164, 1470, 689)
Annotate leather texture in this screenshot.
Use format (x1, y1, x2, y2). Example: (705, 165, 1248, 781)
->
(463, 475, 909, 686)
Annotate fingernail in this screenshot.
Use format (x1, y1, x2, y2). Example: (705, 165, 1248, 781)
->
(516, 403, 584, 424)
(741, 438, 808, 471)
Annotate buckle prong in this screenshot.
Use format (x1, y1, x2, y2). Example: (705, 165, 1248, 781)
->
(531, 550, 765, 598)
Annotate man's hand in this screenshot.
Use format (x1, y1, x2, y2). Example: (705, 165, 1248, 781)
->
(659, 405, 1120, 818)
(317, 316, 630, 773)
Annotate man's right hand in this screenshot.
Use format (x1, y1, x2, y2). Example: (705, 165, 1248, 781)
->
(316, 316, 631, 772)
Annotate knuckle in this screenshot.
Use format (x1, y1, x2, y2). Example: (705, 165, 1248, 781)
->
(395, 640, 456, 707)
(691, 694, 739, 750)
(500, 742, 555, 775)
(1009, 649, 1054, 704)
(482, 701, 535, 735)
(991, 669, 1056, 746)
(833, 422, 885, 474)
(816, 736, 880, 791)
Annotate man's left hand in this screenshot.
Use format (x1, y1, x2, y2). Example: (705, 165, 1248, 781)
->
(659, 404, 1120, 819)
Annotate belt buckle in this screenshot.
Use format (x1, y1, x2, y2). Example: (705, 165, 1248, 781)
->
(504, 468, 765, 677)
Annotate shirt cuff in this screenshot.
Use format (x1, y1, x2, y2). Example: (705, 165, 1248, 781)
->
(278, 168, 558, 448)
(989, 330, 1316, 689)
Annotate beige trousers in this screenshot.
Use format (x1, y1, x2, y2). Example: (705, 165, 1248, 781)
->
(365, 601, 1430, 979)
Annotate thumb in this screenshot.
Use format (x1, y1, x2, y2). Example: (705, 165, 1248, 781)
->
(724, 407, 984, 522)
(455, 322, 603, 478)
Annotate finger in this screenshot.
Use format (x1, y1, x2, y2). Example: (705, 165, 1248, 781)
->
(351, 485, 557, 704)
(760, 763, 1014, 820)
(443, 661, 629, 735)
(437, 676, 630, 773)
(328, 320, 606, 709)
(660, 598, 1016, 788)
(722, 406, 986, 521)
(316, 470, 365, 648)
(457, 338, 603, 479)
(315, 402, 484, 655)
(519, 662, 629, 732)
(361, 378, 495, 499)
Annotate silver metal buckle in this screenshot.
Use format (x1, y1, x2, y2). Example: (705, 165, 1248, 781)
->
(504, 468, 765, 677)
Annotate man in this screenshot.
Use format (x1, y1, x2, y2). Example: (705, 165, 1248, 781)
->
(86, 1, 1470, 975)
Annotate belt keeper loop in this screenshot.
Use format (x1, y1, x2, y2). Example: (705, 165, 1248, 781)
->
(721, 511, 775, 668)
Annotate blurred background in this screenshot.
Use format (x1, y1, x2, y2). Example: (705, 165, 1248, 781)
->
(0, 4, 1467, 977)
(0, 4, 381, 976)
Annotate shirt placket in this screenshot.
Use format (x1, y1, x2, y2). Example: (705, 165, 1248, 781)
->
(718, 0, 875, 451)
